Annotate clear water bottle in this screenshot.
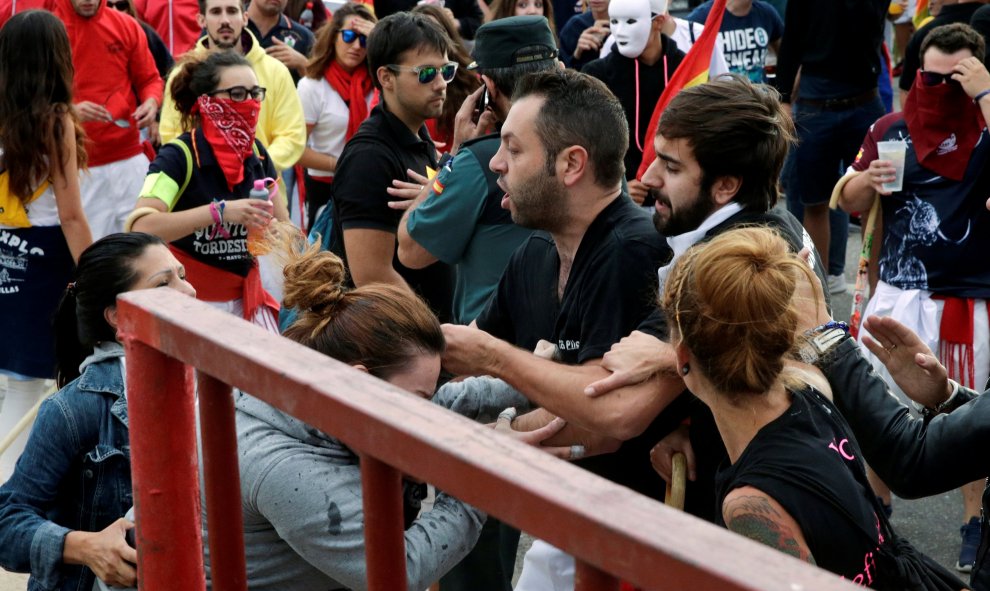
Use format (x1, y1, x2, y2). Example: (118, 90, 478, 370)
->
(299, 2, 314, 29)
(247, 179, 273, 256)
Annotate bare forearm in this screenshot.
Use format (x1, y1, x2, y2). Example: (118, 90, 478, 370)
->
(297, 147, 336, 173)
(60, 215, 93, 263)
(512, 408, 622, 456)
(837, 171, 875, 214)
(486, 340, 681, 440)
(132, 206, 212, 242)
(397, 206, 436, 269)
(62, 531, 90, 566)
(350, 264, 410, 289)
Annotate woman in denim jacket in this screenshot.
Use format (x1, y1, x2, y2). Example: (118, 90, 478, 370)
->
(0, 233, 195, 591)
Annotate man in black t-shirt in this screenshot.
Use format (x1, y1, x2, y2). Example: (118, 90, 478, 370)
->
(440, 69, 672, 587)
(331, 13, 456, 321)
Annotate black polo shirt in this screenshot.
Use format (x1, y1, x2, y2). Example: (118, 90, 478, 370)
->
(332, 103, 454, 322)
(247, 15, 315, 82)
(476, 195, 678, 499)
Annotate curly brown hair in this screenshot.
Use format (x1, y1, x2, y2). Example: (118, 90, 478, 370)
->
(661, 227, 818, 399)
(269, 222, 445, 380)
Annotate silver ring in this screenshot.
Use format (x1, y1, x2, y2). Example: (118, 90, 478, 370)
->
(569, 444, 586, 460)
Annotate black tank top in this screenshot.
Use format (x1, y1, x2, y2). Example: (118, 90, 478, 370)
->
(715, 387, 884, 585)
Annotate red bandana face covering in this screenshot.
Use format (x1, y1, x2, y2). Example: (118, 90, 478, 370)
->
(195, 95, 261, 190)
(903, 74, 985, 181)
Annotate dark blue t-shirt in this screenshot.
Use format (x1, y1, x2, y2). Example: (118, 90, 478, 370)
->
(688, 0, 783, 83)
(850, 113, 990, 297)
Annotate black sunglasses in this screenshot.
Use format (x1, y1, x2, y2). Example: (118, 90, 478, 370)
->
(106, 0, 129, 10)
(207, 85, 267, 102)
(386, 62, 458, 84)
(919, 70, 960, 87)
(340, 29, 367, 48)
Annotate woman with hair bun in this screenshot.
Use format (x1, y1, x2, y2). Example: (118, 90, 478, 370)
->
(661, 226, 962, 588)
(221, 228, 485, 590)
(225, 224, 574, 589)
(0, 232, 195, 591)
(129, 50, 288, 331)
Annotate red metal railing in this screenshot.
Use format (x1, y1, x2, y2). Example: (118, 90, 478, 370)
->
(118, 289, 860, 591)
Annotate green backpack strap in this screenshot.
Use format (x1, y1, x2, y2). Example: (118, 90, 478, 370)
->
(164, 138, 260, 199)
(166, 138, 194, 197)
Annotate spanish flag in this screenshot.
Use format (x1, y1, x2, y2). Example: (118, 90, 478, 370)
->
(913, 0, 930, 29)
(635, 0, 727, 180)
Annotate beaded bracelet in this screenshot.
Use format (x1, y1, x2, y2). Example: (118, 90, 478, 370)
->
(208, 199, 231, 240)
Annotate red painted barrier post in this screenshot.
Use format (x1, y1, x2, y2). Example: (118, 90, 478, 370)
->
(118, 289, 863, 591)
(361, 455, 408, 590)
(198, 372, 247, 591)
(123, 338, 205, 591)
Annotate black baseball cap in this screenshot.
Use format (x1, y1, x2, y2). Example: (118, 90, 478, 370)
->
(468, 15, 558, 70)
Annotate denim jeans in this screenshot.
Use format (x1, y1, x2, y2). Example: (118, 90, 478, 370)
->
(783, 96, 886, 275)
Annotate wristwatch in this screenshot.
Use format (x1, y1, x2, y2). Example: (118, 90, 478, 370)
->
(916, 379, 962, 420)
(798, 321, 849, 364)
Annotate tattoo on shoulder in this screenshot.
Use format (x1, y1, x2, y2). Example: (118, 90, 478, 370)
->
(724, 495, 816, 565)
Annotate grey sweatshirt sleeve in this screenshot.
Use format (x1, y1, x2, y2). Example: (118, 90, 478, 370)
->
(432, 376, 534, 423)
(821, 337, 989, 498)
(250, 451, 485, 591)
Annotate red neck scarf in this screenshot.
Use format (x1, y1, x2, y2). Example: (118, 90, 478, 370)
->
(195, 95, 261, 190)
(324, 60, 372, 141)
(903, 73, 985, 181)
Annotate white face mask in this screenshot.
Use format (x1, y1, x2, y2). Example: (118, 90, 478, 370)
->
(609, 0, 655, 58)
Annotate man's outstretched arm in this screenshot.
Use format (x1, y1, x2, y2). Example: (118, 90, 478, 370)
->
(442, 324, 685, 441)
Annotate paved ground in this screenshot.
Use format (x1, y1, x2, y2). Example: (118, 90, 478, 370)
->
(0, 219, 971, 589)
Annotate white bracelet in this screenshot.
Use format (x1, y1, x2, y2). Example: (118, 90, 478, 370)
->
(497, 407, 517, 423)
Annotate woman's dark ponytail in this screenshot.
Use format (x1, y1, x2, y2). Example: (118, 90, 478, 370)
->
(53, 233, 165, 388)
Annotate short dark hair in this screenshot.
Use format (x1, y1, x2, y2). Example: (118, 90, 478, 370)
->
(657, 75, 795, 212)
(367, 12, 453, 91)
(920, 22, 986, 63)
(512, 69, 628, 187)
(477, 57, 557, 97)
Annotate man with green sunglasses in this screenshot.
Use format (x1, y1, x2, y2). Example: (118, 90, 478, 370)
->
(328, 12, 456, 322)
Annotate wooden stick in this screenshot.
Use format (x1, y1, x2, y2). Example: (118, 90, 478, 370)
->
(664, 452, 687, 511)
(0, 386, 54, 456)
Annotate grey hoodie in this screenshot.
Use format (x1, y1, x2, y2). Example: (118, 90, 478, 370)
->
(207, 376, 523, 591)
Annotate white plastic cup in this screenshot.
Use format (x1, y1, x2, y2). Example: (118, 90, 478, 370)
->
(877, 140, 907, 192)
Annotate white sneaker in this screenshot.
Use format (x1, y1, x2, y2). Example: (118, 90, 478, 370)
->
(827, 274, 847, 295)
